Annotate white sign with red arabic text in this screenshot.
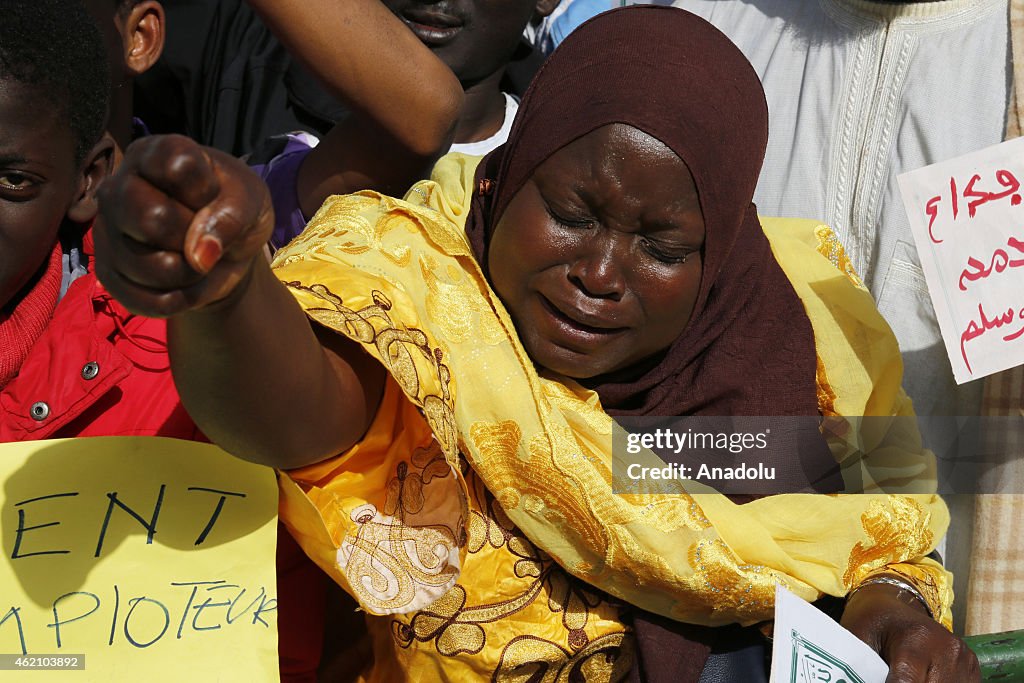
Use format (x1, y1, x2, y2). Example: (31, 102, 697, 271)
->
(898, 136, 1024, 384)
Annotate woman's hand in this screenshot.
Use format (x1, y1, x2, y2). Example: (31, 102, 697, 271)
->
(94, 134, 274, 318)
(841, 582, 980, 682)
(94, 133, 382, 469)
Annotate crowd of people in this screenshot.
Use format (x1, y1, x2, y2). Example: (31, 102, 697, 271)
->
(2, 0, 1014, 680)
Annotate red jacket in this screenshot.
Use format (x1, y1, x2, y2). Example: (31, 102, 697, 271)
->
(0, 272, 325, 681)
(0, 274, 198, 441)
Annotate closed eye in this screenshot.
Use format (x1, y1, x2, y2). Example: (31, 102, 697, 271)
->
(641, 237, 692, 264)
(545, 201, 594, 229)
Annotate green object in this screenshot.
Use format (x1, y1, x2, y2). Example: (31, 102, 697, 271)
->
(965, 630, 1024, 681)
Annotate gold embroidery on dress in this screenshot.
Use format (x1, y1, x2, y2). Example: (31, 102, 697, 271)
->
(815, 355, 839, 418)
(386, 188, 478, 257)
(276, 194, 415, 267)
(421, 253, 505, 346)
(273, 201, 374, 266)
(468, 420, 610, 567)
(337, 445, 464, 614)
(495, 632, 632, 682)
(384, 445, 456, 517)
(541, 380, 615, 436)
(337, 503, 460, 614)
(546, 570, 605, 635)
(391, 468, 631, 679)
(283, 281, 461, 461)
(689, 538, 781, 621)
(814, 225, 866, 290)
(843, 497, 935, 589)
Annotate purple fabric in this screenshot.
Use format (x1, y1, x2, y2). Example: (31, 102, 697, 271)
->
(250, 136, 315, 250)
(131, 117, 151, 140)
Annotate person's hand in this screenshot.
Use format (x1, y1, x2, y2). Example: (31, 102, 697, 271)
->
(841, 581, 980, 682)
(94, 134, 274, 318)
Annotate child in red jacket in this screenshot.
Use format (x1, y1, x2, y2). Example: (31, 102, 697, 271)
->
(0, 2, 330, 678)
(0, 5, 332, 677)
(0, 1, 176, 439)
(1, 0, 462, 679)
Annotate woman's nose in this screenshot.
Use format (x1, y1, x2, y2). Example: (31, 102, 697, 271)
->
(567, 234, 627, 300)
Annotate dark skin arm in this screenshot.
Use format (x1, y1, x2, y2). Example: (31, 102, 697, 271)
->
(89, 16, 492, 472)
(246, 0, 459, 160)
(94, 0, 462, 467)
(95, 136, 381, 469)
(245, 0, 463, 214)
(842, 580, 980, 682)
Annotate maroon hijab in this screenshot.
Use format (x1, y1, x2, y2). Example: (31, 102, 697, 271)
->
(466, 5, 820, 421)
(465, 6, 836, 680)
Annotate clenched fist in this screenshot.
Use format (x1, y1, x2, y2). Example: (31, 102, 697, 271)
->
(94, 134, 274, 318)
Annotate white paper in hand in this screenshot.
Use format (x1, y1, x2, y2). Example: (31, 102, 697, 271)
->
(770, 585, 888, 683)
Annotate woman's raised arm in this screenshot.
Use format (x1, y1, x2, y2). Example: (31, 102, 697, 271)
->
(93, 0, 466, 467)
(95, 136, 384, 469)
(96, 135, 385, 466)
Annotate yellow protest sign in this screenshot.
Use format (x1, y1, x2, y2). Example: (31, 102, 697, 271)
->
(0, 437, 279, 681)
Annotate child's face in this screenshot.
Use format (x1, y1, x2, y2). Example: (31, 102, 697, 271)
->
(385, 0, 542, 86)
(0, 80, 82, 310)
(488, 124, 706, 379)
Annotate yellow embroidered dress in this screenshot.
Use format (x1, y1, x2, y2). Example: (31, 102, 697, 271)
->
(272, 154, 951, 681)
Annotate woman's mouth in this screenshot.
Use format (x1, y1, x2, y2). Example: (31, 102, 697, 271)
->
(399, 9, 463, 46)
(538, 296, 626, 346)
